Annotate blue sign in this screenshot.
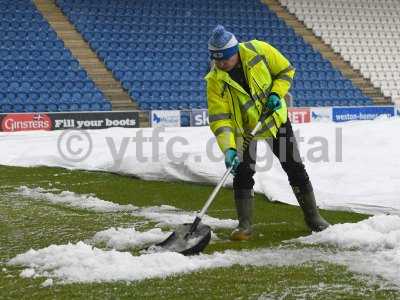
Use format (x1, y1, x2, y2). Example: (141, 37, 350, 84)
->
(332, 106, 395, 122)
(311, 107, 332, 122)
(151, 110, 181, 127)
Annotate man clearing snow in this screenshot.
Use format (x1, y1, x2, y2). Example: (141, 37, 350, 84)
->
(205, 25, 330, 241)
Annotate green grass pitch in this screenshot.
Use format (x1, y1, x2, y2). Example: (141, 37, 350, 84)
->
(0, 165, 399, 299)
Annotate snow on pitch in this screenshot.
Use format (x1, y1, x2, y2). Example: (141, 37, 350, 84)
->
(9, 242, 320, 284)
(7, 215, 400, 287)
(92, 227, 170, 250)
(7, 188, 400, 288)
(295, 214, 400, 287)
(15, 186, 237, 229)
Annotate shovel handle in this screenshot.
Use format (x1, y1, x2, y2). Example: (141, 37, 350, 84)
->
(188, 216, 202, 235)
(243, 109, 274, 149)
(197, 165, 232, 219)
(190, 109, 274, 232)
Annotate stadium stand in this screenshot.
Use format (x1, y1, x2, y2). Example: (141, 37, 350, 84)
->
(280, 0, 400, 102)
(56, 0, 373, 109)
(0, 0, 112, 113)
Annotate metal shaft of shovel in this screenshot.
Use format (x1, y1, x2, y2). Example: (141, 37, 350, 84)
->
(187, 109, 274, 236)
(187, 166, 233, 236)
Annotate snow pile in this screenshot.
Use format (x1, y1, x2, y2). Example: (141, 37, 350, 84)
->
(16, 186, 137, 213)
(7, 242, 321, 284)
(296, 214, 400, 251)
(92, 227, 170, 250)
(41, 278, 53, 287)
(294, 215, 400, 287)
(15, 186, 237, 229)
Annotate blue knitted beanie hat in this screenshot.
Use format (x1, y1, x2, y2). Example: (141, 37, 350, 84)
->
(208, 25, 239, 60)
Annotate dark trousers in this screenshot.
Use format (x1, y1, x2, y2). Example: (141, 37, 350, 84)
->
(233, 119, 311, 193)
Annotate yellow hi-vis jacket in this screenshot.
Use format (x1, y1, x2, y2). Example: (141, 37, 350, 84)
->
(205, 39, 295, 153)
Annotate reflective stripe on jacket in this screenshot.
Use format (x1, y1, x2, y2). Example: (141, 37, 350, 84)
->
(205, 39, 295, 153)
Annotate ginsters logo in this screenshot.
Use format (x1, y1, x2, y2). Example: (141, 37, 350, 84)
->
(1, 114, 52, 132)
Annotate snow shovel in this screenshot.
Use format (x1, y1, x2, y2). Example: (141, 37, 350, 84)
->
(154, 109, 274, 255)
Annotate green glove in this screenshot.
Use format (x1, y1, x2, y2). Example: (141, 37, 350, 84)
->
(266, 93, 282, 111)
(225, 148, 240, 175)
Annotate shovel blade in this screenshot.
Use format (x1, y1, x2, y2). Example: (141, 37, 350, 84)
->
(154, 222, 211, 255)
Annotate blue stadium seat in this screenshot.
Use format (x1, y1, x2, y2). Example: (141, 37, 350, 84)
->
(35, 103, 47, 112)
(80, 102, 90, 111)
(139, 102, 150, 110)
(69, 103, 80, 111)
(101, 101, 112, 111)
(58, 103, 69, 111)
(1, 103, 13, 112)
(47, 103, 58, 111)
(90, 102, 102, 111)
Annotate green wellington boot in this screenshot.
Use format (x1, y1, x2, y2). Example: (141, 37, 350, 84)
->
(230, 189, 254, 241)
(292, 184, 330, 232)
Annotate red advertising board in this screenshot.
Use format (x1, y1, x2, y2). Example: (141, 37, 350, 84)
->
(1, 113, 52, 132)
(288, 108, 311, 124)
